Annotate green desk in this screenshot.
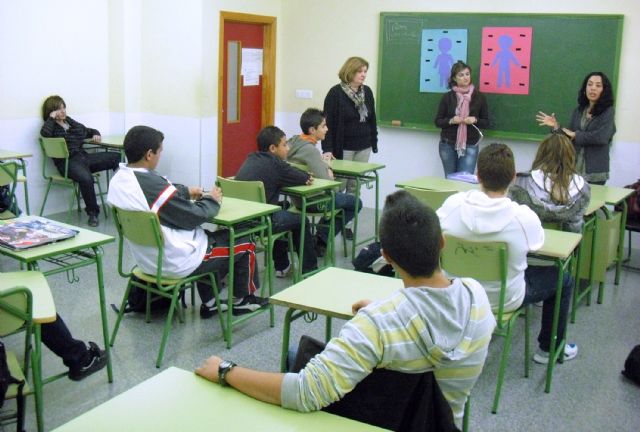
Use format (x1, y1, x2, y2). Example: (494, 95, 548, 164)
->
(85, 135, 125, 161)
(330, 160, 385, 260)
(53, 367, 386, 432)
(589, 184, 634, 290)
(213, 197, 280, 348)
(0, 216, 115, 385)
(282, 179, 341, 280)
(396, 175, 478, 192)
(529, 228, 582, 393)
(0, 271, 56, 432)
(0, 148, 32, 214)
(270, 267, 402, 372)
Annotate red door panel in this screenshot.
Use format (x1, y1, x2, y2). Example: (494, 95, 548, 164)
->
(221, 22, 264, 177)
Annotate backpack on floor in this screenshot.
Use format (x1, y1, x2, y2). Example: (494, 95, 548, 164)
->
(0, 340, 24, 409)
(110, 275, 174, 314)
(622, 344, 640, 386)
(352, 242, 394, 277)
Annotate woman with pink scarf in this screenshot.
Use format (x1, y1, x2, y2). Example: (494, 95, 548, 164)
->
(434, 61, 490, 177)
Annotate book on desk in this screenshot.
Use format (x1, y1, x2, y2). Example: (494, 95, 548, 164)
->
(0, 219, 78, 250)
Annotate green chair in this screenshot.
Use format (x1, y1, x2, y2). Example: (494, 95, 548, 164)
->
(404, 187, 455, 211)
(109, 207, 223, 368)
(38, 137, 107, 222)
(287, 161, 347, 258)
(217, 176, 298, 283)
(0, 162, 20, 219)
(0, 271, 56, 432)
(440, 235, 530, 414)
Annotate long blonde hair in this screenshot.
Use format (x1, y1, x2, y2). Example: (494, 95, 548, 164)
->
(531, 133, 577, 204)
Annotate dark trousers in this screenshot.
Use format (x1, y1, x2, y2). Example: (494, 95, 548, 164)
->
(314, 192, 362, 244)
(54, 150, 120, 215)
(41, 314, 89, 370)
(192, 230, 258, 302)
(522, 265, 573, 352)
(272, 209, 317, 273)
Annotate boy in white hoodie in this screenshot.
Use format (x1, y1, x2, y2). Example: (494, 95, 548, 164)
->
(438, 143, 577, 364)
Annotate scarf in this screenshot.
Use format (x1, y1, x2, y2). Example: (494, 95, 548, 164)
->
(340, 82, 368, 122)
(452, 84, 474, 157)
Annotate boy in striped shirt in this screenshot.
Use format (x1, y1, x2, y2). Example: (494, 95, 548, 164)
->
(196, 190, 495, 429)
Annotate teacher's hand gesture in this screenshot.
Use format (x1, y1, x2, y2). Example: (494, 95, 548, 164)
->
(536, 111, 558, 129)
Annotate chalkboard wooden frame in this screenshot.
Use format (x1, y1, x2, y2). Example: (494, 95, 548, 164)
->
(377, 12, 623, 141)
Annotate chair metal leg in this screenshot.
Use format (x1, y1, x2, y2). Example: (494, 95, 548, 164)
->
(38, 181, 53, 216)
(110, 280, 134, 347)
(492, 321, 515, 414)
(462, 396, 470, 432)
(156, 290, 181, 368)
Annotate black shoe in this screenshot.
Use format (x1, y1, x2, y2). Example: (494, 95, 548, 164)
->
(88, 214, 99, 227)
(200, 302, 229, 319)
(232, 295, 269, 316)
(69, 342, 108, 381)
(344, 227, 354, 240)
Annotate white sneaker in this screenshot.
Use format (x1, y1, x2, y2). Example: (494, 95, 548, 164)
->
(533, 343, 578, 364)
(275, 264, 291, 278)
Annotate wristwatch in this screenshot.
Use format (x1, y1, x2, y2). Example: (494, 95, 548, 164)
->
(218, 360, 237, 387)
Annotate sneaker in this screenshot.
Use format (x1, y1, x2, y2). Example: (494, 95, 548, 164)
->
(344, 227, 354, 240)
(69, 342, 108, 381)
(533, 343, 578, 364)
(232, 295, 269, 316)
(88, 214, 99, 227)
(275, 264, 291, 278)
(199, 301, 229, 319)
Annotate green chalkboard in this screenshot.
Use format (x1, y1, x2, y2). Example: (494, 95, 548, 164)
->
(377, 13, 623, 141)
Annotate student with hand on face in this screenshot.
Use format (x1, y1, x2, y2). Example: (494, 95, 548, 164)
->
(40, 95, 120, 227)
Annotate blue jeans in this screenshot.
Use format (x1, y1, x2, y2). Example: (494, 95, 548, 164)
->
(314, 192, 362, 244)
(522, 265, 573, 352)
(438, 141, 479, 178)
(272, 210, 317, 273)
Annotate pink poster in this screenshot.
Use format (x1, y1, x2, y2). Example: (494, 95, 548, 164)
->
(479, 27, 532, 95)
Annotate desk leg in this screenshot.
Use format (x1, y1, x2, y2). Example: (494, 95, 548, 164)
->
(374, 171, 380, 242)
(266, 218, 275, 327)
(279, 308, 309, 372)
(93, 247, 113, 382)
(351, 176, 362, 261)
(612, 201, 627, 289)
(325, 317, 332, 342)
(545, 255, 570, 393)
(298, 197, 308, 281)
(33, 324, 44, 432)
(19, 158, 30, 215)
(572, 215, 597, 323)
(225, 227, 236, 349)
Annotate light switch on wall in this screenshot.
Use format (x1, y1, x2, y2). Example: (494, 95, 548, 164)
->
(295, 89, 313, 99)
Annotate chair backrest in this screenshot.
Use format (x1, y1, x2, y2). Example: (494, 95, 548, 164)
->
(0, 162, 18, 188)
(440, 234, 509, 323)
(217, 176, 267, 204)
(39, 137, 69, 159)
(404, 187, 456, 211)
(0, 285, 32, 337)
(111, 207, 165, 281)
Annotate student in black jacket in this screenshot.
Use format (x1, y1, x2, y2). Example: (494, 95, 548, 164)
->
(235, 126, 318, 277)
(40, 95, 120, 227)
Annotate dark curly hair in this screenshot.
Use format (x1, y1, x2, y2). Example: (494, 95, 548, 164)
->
(577, 72, 614, 116)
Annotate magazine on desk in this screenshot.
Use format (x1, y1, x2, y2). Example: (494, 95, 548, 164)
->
(0, 220, 79, 250)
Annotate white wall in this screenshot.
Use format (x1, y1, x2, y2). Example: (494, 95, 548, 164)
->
(1, 0, 639, 217)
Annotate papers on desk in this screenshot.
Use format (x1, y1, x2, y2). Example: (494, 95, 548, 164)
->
(447, 172, 478, 184)
(0, 220, 78, 250)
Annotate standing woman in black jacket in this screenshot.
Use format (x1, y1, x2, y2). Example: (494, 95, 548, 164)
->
(322, 57, 378, 196)
(536, 72, 616, 185)
(40, 95, 120, 226)
(434, 61, 489, 177)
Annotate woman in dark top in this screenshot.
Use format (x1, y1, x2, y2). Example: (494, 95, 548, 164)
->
(434, 61, 489, 177)
(536, 72, 616, 185)
(40, 95, 120, 226)
(322, 57, 378, 195)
